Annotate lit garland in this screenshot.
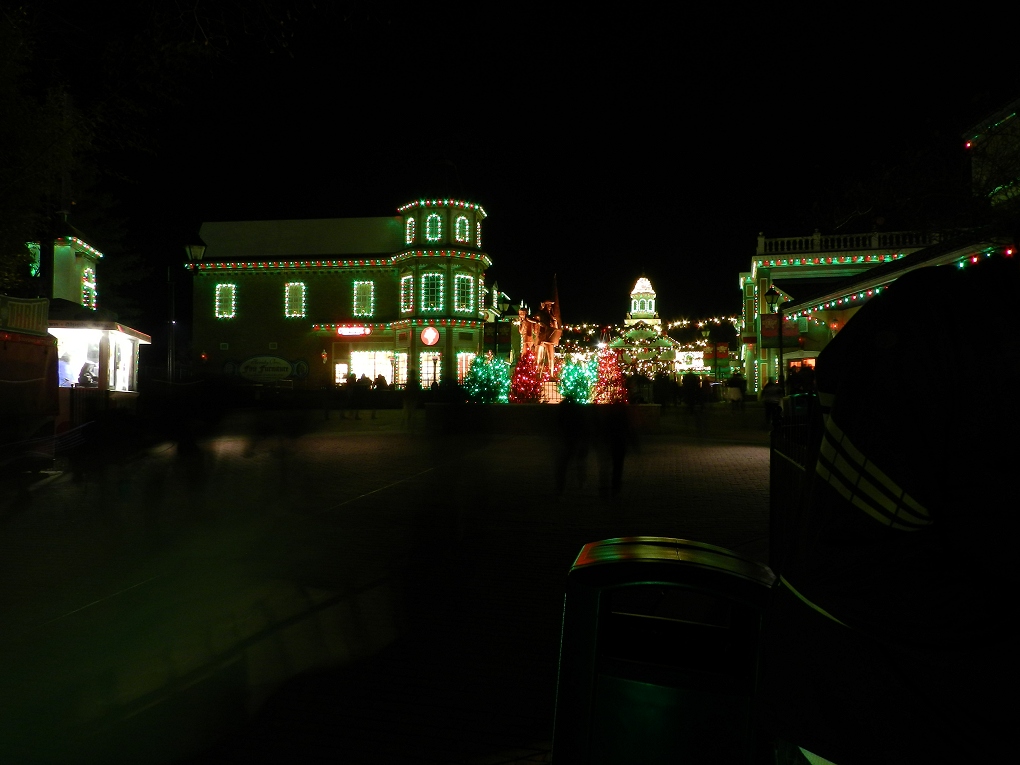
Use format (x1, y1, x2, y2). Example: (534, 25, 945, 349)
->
(400, 274, 413, 312)
(754, 252, 907, 269)
(353, 280, 375, 317)
(785, 245, 1014, 320)
(454, 274, 475, 313)
(284, 282, 306, 317)
(81, 267, 97, 309)
(420, 272, 444, 312)
(215, 283, 236, 318)
(397, 199, 488, 219)
(58, 236, 103, 259)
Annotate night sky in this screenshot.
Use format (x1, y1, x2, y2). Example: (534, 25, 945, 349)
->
(43, 5, 1020, 336)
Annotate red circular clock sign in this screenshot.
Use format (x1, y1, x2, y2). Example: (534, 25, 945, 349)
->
(420, 326, 440, 346)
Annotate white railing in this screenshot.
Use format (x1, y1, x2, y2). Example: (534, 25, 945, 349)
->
(757, 230, 939, 255)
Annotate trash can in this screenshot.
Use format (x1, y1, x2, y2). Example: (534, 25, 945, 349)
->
(551, 537, 775, 765)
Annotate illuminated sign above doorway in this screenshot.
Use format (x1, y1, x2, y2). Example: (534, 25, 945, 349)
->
(337, 326, 372, 336)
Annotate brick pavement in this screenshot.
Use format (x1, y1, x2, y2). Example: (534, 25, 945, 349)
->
(0, 402, 771, 764)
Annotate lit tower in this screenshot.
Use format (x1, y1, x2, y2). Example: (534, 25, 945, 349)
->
(625, 276, 661, 330)
(395, 199, 489, 387)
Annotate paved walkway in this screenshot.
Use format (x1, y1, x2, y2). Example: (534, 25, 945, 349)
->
(0, 402, 771, 764)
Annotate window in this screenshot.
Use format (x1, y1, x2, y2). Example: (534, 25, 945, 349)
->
(353, 281, 375, 317)
(425, 213, 442, 242)
(454, 274, 474, 312)
(420, 273, 443, 312)
(475, 220, 482, 248)
(215, 284, 236, 318)
(82, 267, 97, 310)
(284, 282, 306, 317)
(400, 274, 413, 312)
(405, 217, 415, 244)
(351, 350, 395, 385)
(454, 216, 470, 243)
(457, 351, 475, 384)
(420, 351, 441, 387)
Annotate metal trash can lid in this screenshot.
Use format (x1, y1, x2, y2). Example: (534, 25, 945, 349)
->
(571, 536, 775, 587)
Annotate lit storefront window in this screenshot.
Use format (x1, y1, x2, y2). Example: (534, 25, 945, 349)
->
(420, 351, 441, 387)
(351, 350, 395, 385)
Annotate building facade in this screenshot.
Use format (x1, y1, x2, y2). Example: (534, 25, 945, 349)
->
(188, 199, 493, 390)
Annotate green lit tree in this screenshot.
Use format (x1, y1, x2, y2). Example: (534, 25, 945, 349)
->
(558, 356, 595, 403)
(464, 352, 510, 403)
(509, 345, 542, 403)
(590, 347, 628, 404)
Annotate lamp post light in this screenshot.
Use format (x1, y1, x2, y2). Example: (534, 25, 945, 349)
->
(491, 282, 511, 361)
(764, 285, 785, 394)
(700, 327, 715, 384)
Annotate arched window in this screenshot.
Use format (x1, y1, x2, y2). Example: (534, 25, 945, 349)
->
(475, 221, 482, 248)
(454, 216, 470, 243)
(425, 213, 442, 242)
(405, 217, 415, 244)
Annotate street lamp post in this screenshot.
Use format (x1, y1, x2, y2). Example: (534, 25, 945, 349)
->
(764, 285, 785, 394)
(491, 282, 511, 361)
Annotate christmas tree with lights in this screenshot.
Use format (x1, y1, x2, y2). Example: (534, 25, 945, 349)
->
(509, 345, 542, 403)
(558, 356, 596, 404)
(464, 353, 511, 403)
(590, 347, 629, 404)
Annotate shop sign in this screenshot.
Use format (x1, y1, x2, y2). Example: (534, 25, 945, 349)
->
(420, 326, 440, 346)
(337, 326, 371, 336)
(238, 356, 293, 382)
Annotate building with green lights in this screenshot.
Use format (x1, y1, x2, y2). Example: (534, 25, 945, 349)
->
(188, 199, 494, 391)
(740, 95, 1019, 394)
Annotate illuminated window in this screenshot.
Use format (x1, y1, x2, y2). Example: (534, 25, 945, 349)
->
(284, 282, 306, 317)
(82, 267, 98, 310)
(454, 216, 470, 243)
(478, 275, 485, 313)
(421, 273, 443, 312)
(475, 220, 482, 248)
(457, 351, 476, 383)
(420, 351, 441, 387)
(400, 275, 413, 312)
(27, 243, 41, 277)
(351, 350, 395, 385)
(454, 274, 474, 312)
(405, 217, 415, 244)
(215, 283, 236, 318)
(353, 280, 375, 317)
(425, 213, 442, 242)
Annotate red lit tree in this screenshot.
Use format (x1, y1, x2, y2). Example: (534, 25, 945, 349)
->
(590, 347, 629, 404)
(509, 345, 542, 403)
